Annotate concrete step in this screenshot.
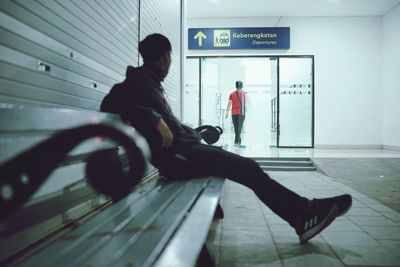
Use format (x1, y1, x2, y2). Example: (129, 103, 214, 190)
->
(257, 160, 313, 167)
(252, 157, 311, 161)
(262, 166, 317, 171)
(253, 157, 316, 171)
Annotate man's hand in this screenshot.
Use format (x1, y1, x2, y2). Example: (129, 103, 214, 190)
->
(225, 111, 229, 119)
(155, 119, 173, 148)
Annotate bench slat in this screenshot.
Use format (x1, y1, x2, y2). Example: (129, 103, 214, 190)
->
(14, 179, 165, 266)
(109, 179, 209, 267)
(65, 180, 191, 267)
(154, 178, 225, 267)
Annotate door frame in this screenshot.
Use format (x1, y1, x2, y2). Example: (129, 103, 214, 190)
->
(186, 55, 315, 148)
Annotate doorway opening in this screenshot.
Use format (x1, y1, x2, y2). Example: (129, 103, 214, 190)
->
(183, 56, 314, 148)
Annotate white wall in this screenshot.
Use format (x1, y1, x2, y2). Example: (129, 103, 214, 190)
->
(187, 17, 383, 147)
(383, 4, 400, 149)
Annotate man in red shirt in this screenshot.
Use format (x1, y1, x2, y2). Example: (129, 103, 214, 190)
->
(225, 81, 246, 146)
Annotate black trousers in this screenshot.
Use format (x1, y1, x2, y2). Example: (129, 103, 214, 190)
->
(232, 114, 245, 144)
(157, 143, 308, 227)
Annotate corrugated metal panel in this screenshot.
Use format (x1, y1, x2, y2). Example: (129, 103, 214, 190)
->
(140, 0, 182, 118)
(0, 0, 140, 109)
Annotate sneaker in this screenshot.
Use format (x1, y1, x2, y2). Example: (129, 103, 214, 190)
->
(317, 194, 352, 217)
(296, 201, 338, 244)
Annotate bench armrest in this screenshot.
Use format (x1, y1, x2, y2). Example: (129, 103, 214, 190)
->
(0, 123, 150, 222)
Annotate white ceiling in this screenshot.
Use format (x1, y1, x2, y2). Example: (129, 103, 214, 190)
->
(187, 0, 400, 18)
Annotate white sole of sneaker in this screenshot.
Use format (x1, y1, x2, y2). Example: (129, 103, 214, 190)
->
(299, 204, 338, 244)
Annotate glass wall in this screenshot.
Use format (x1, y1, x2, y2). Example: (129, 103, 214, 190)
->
(182, 58, 200, 127)
(240, 58, 272, 149)
(200, 59, 220, 126)
(270, 57, 278, 147)
(278, 57, 313, 147)
(184, 56, 314, 148)
(199, 58, 272, 149)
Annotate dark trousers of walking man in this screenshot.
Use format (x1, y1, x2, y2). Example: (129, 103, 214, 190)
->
(227, 81, 246, 145)
(232, 114, 245, 144)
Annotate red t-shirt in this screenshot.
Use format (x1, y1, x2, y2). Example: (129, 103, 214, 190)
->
(229, 90, 245, 115)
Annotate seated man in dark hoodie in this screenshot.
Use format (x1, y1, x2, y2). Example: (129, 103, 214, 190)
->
(100, 33, 352, 244)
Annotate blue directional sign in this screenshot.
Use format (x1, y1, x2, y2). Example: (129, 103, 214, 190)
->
(188, 27, 290, 50)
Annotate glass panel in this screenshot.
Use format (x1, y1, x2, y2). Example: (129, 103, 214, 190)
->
(200, 59, 220, 126)
(270, 57, 278, 148)
(240, 58, 271, 149)
(202, 58, 243, 146)
(279, 57, 313, 147)
(200, 58, 273, 149)
(182, 58, 200, 128)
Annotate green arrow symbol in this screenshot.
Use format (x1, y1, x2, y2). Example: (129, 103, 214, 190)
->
(194, 31, 207, 46)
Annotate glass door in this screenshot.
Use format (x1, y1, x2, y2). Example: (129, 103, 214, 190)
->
(199, 57, 273, 149)
(200, 58, 220, 126)
(270, 57, 278, 147)
(184, 56, 314, 149)
(278, 57, 313, 147)
(183, 58, 200, 127)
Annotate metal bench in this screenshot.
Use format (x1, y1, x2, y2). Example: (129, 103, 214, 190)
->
(0, 104, 225, 267)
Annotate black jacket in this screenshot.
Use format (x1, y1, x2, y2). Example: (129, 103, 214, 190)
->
(100, 64, 201, 163)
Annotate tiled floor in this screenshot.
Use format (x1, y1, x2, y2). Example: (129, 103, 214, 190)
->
(206, 148, 400, 267)
(311, 158, 400, 213)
